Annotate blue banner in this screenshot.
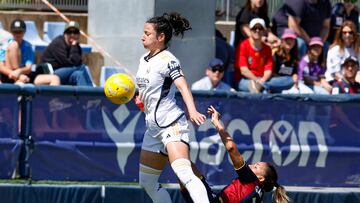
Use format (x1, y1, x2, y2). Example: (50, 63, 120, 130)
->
(29, 90, 360, 187)
(0, 92, 20, 178)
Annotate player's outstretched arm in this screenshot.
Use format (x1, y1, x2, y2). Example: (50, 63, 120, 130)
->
(208, 105, 245, 169)
(174, 77, 206, 125)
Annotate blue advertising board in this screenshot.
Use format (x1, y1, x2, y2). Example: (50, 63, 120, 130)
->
(0, 85, 21, 178)
(27, 89, 360, 187)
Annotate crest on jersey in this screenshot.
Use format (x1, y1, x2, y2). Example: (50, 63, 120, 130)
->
(248, 57, 253, 65)
(168, 60, 181, 71)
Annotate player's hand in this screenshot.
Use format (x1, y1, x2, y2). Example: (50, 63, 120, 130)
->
(207, 105, 221, 126)
(134, 95, 144, 112)
(189, 111, 206, 126)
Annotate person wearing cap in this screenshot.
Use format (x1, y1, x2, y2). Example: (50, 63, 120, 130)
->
(191, 58, 235, 91)
(39, 21, 93, 86)
(272, 0, 332, 58)
(235, 18, 291, 93)
(298, 36, 332, 94)
(0, 19, 60, 85)
(272, 28, 313, 94)
(332, 56, 360, 94)
(0, 19, 33, 84)
(326, 21, 360, 83)
(234, 0, 280, 48)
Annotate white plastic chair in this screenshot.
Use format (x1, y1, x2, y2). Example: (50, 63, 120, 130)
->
(43, 21, 66, 43)
(99, 66, 126, 86)
(24, 21, 49, 52)
(84, 65, 96, 87)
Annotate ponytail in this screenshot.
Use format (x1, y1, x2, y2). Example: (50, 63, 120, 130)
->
(165, 12, 191, 38)
(263, 163, 290, 203)
(273, 184, 290, 203)
(147, 12, 191, 45)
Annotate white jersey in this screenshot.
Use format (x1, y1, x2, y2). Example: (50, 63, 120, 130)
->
(136, 49, 184, 129)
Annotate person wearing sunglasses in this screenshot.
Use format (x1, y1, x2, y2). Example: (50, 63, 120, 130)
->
(332, 56, 360, 94)
(326, 20, 360, 84)
(328, 0, 359, 44)
(0, 19, 60, 85)
(191, 58, 235, 91)
(236, 18, 290, 93)
(38, 21, 93, 86)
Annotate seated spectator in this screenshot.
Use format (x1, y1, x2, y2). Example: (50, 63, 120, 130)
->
(0, 28, 12, 47)
(235, 18, 292, 93)
(191, 58, 235, 91)
(0, 19, 59, 85)
(328, 0, 359, 44)
(332, 56, 360, 94)
(298, 37, 332, 94)
(326, 21, 360, 83)
(273, 0, 332, 58)
(38, 21, 93, 86)
(272, 28, 311, 94)
(234, 0, 280, 49)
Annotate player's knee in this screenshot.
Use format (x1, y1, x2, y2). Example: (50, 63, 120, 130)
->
(171, 158, 195, 186)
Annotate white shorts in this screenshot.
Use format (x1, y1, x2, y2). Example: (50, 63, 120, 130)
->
(141, 115, 190, 155)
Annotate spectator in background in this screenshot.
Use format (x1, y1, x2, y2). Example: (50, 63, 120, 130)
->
(328, 0, 359, 44)
(298, 37, 332, 94)
(215, 9, 235, 86)
(234, 0, 280, 48)
(272, 3, 296, 37)
(236, 18, 291, 93)
(0, 27, 12, 47)
(332, 56, 360, 94)
(191, 58, 235, 91)
(0, 19, 59, 85)
(215, 9, 227, 41)
(326, 21, 360, 83)
(274, 0, 332, 58)
(39, 21, 92, 86)
(272, 28, 312, 94)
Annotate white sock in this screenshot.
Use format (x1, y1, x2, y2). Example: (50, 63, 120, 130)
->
(171, 158, 210, 203)
(139, 164, 172, 203)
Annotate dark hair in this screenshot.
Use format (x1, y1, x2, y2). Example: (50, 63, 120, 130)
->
(245, 0, 268, 17)
(308, 44, 325, 68)
(263, 163, 290, 203)
(146, 12, 191, 45)
(278, 39, 298, 62)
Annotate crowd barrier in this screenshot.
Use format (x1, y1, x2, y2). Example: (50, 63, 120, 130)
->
(1, 184, 359, 203)
(0, 84, 359, 188)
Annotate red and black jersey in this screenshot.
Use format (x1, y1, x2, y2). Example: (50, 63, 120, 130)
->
(332, 79, 360, 94)
(217, 164, 263, 203)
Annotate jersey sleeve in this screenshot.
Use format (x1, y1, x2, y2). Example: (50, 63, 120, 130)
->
(166, 60, 184, 81)
(236, 164, 258, 183)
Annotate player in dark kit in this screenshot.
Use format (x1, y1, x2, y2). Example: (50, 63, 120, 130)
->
(180, 106, 290, 203)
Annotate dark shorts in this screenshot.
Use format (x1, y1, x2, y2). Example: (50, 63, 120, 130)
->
(0, 72, 37, 84)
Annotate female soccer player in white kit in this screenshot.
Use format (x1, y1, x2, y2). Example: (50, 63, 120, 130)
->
(136, 12, 210, 203)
